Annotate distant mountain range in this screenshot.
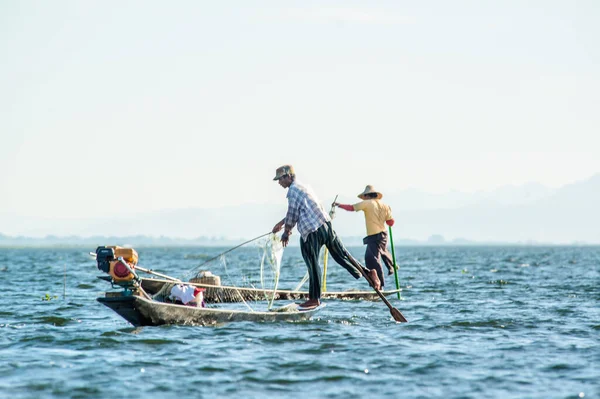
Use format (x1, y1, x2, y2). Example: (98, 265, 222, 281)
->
(0, 233, 562, 248)
(386, 181, 557, 210)
(1, 174, 599, 246)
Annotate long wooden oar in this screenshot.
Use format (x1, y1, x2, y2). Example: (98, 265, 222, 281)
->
(136, 266, 182, 282)
(388, 225, 401, 299)
(348, 257, 407, 322)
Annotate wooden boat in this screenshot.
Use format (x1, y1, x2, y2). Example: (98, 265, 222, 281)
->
(97, 291, 321, 327)
(92, 246, 324, 327)
(92, 245, 405, 325)
(91, 245, 401, 304)
(139, 277, 402, 303)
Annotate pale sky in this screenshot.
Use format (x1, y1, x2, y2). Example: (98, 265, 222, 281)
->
(1, 1, 599, 220)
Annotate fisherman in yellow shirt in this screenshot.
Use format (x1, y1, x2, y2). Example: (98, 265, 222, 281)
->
(334, 185, 395, 290)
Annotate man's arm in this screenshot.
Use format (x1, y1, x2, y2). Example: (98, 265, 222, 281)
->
(272, 218, 286, 233)
(333, 203, 355, 212)
(280, 189, 301, 247)
(386, 204, 394, 226)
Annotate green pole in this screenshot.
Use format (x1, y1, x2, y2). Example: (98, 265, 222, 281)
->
(388, 225, 401, 299)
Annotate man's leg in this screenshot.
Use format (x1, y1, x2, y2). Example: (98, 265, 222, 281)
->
(378, 231, 395, 275)
(365, 238, 385, 288)
(322, 222, 363, 279)
(300, 230, 324, 302)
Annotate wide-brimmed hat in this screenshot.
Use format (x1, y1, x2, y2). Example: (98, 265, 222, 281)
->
(273, 164, 295, 180)
(358, 185, 383, 200)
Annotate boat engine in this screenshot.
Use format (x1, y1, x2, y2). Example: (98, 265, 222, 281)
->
(95, 246, 139, 282)
(95, 246, 114, 273)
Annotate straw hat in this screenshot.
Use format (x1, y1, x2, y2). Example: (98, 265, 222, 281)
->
(273, 164, 295, 180)
(357, 185, 383, 200)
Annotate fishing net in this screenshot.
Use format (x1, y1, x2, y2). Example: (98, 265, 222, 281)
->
(152, 233, 287, 311)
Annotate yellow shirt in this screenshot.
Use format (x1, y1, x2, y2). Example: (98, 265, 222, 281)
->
(353, 199, 393, 236)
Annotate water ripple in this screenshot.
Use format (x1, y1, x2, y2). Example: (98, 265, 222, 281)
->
(0, 246, 598, 399)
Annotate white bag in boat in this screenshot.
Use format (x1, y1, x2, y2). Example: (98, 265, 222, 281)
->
(169, 284, 201, 305)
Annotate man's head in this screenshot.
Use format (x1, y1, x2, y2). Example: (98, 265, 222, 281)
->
(273, 164, 295, 188)
(358, 185, 383, 200)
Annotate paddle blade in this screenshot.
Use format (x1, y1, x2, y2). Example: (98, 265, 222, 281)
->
(391, 307, 408, 323)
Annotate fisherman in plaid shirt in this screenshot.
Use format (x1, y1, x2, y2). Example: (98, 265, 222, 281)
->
(272, 165, 378, 309)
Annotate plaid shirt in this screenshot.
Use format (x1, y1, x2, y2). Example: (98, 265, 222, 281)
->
(284, 180, 330, 241)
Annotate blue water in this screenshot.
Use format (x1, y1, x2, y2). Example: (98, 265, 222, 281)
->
(0, 246, 598, 399)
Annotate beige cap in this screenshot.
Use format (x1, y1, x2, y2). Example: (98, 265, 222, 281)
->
(273, 164, 295, 180)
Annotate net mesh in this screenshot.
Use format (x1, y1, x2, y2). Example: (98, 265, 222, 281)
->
(152, 233, 285, 312)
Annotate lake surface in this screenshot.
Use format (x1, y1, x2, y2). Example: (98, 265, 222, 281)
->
(0, 245, 598, 399)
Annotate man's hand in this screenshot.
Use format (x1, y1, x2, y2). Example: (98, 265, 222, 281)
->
(281, 233, 289, 247)
(281, 229, 291, 247)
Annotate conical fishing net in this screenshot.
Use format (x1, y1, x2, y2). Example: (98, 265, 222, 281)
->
(153, 233, 287, 312)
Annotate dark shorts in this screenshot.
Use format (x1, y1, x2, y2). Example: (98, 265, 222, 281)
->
(363, 231, 394, 287)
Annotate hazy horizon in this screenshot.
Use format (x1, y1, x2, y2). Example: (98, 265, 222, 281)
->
(1, 2, 598, 242)
(2, 173, 599, 244)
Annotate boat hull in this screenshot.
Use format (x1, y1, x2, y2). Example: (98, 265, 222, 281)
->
(98, 292, 321, 327)
(140, 278, 401, 303)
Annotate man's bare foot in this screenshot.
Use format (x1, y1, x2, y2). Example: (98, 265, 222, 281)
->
(367, 269, 381, 290)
